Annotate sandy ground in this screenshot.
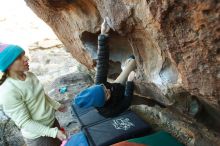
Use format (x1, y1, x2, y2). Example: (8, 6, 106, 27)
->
(0, 0, 56, 49)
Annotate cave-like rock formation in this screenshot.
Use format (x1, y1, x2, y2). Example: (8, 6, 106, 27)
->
(25, 0, 220, 145)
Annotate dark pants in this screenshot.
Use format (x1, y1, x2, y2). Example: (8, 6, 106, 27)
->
(24, 119, 62, 146)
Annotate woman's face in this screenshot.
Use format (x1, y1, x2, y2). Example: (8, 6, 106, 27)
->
(8, 52, 29, 73)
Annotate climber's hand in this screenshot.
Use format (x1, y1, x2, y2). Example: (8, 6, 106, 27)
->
(127, 71, 136, 82)
(101, 18, 110, 35)
(58, 104, 67, 112)
(56, 130, 67, 141)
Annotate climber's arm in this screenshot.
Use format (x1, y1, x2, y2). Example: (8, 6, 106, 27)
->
(95, 19, 110, 84)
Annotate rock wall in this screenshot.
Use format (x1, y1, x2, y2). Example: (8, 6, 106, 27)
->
(25, 0, 220, 145)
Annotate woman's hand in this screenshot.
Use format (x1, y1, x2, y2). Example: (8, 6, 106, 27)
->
(57, 104, 67, 112)
(101, 18, 110, 35)
(127, 71, 136, 82)
(56, 130, 67, 141)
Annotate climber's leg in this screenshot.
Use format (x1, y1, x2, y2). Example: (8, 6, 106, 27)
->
(113, 56, 136, 85)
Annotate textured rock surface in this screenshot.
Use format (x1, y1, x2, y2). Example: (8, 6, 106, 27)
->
(131, 105, 220, 146)
(25, 0, 220, 145)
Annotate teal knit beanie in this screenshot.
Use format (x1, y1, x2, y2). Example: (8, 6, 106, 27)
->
(0, 43, 24, 72)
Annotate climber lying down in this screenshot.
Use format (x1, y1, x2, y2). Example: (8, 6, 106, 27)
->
(74, 19, 136, 117)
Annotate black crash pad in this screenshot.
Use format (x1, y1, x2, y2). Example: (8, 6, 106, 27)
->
(71, 104, 152, 146)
